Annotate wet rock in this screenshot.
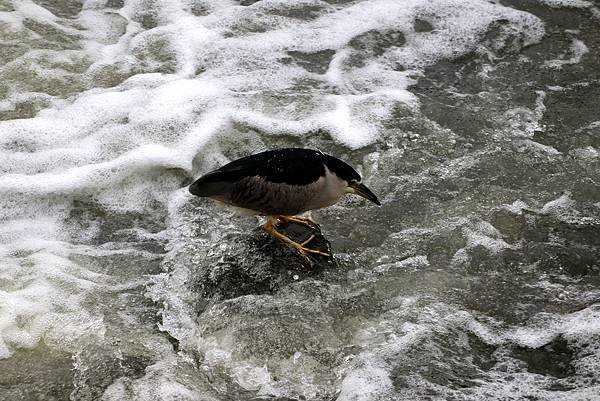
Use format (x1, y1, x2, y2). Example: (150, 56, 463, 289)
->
(190, 221, 335, 302)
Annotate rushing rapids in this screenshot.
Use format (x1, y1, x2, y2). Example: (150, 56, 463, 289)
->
(0, 0, 599, 400)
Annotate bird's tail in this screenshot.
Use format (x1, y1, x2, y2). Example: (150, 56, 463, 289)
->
(189, 171, 232, 197)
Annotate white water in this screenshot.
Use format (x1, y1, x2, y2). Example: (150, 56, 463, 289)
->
(1, 0, 599, 400)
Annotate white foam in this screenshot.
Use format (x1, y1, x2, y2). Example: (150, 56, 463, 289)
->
(1, 0, 546, 189)
(536, 0, 594, 8)
(465, 220, 513, 253)
(337, 361, 394, 401)
(101, 359, 207, 401)
(570, 146, 599, 161)
(374, 255, 429, 274)
(0, 250, 106, 359)
(506, 305, 600, 349)
(540, 192, 577, 215)
(544, 38, 589, 69)
(503, 200, 530, 214)
(232, 364, 274, 392)
(0, 0, 561, 397)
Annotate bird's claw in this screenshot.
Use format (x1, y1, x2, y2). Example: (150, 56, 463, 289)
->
(300, 234, 315, 247)
(297, 244, 331, 257)
(263, 220, 331, 266)
(294, 244, 331, 267)
(287, 237, 331, 266)
(296, 249, 315, 266)
(295, 234, 331, 257)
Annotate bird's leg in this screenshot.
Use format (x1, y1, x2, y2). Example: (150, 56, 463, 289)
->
(277, 215, 320, 228)
(263, 219, 330, 263)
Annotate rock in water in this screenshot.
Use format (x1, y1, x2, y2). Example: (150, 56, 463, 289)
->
(190, 220, 335, 303)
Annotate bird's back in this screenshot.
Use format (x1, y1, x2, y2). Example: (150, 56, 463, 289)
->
(189, 148, 325, 195)
(189, 149, 326, 212)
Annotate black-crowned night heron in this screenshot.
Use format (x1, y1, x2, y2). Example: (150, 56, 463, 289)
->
(189, 148, 380, 261)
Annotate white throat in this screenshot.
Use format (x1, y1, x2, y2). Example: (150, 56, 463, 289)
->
(304, 166, 348, 211)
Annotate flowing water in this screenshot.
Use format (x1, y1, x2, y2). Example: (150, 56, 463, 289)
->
(1, 0, 600, 400)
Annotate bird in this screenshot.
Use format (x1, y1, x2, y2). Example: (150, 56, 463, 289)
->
(188, 148, 380, 262)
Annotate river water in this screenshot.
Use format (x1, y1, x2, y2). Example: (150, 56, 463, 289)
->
(1, 0, 599, 400)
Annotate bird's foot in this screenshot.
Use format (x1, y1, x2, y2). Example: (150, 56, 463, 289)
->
(295, 243, 331, 266)
(277, 215, 320, 228)
(300, 234, 316, 247)
(263, 221, 330, 265)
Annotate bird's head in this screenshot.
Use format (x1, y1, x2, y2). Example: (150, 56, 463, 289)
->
(346, 179, 381, 205)
(322, 153, 381, 206)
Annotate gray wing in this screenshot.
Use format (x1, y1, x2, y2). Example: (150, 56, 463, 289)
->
(189, 170, 235, 199)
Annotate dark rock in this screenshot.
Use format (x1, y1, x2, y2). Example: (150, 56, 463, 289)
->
(190, 221, 336, 302)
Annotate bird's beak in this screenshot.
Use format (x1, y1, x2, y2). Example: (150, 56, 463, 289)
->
(349, 181, 381, 205)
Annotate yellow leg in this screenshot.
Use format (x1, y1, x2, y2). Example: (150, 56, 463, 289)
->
(277, 215, 319, 227)
(263, 220, 330, 263)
